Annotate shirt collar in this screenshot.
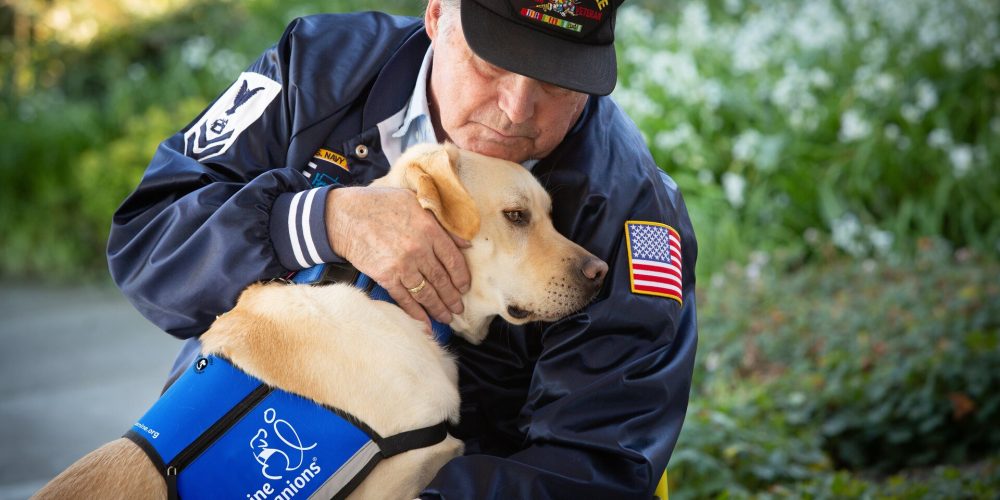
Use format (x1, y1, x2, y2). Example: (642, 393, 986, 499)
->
(392, 46, 435, 140)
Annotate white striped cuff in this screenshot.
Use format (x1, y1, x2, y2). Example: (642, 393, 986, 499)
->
(270, 186, 339, 270)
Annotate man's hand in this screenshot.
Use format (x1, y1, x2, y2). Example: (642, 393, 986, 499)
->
(325, 186, 471, 328)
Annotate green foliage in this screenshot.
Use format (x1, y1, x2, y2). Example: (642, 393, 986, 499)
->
(674, 240, 1000, 497)
(0, 0, 423, 280)
(615, 0, 1000, 275)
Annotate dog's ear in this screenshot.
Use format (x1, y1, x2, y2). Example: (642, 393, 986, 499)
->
(403, 143, 480, 241)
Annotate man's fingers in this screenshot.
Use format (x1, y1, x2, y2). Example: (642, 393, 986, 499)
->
(422, 262, 464, 316)
(434, 234, 471, 295)
(406, 278, 453, 324)
(450, 233, 472, 249)
(390, 287, 433, 333)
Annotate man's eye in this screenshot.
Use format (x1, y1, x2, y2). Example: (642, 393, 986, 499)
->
(542, 82, 573, 96)
(504, 210, 529, 226)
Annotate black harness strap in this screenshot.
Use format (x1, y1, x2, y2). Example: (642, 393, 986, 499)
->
(376, 422, 450, 458)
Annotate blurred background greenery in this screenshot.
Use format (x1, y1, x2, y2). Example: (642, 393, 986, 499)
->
(1, 0, 997, 497)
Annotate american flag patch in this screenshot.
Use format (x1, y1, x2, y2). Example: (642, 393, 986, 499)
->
(624, 221, 683, 303)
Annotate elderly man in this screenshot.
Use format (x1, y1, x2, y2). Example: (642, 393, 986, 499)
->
(108, 0, 698, 497)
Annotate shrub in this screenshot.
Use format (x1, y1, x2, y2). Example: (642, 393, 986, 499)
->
(0, 0, 424, 280)
(675, 239, 1000, 495)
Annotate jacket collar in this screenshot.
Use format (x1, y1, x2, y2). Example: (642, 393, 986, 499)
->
(362, 26, 432, 131)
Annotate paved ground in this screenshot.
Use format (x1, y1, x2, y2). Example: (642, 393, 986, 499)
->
(0, 283, 180, 499)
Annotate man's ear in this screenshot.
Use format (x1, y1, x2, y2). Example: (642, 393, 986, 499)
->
(403, 143, 480, 241)
(425, 0, 444, 41)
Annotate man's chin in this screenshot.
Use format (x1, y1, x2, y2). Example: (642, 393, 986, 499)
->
(459, 136, 534, 163)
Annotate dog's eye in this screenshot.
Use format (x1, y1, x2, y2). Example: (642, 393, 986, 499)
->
(504, 210, 529, 226)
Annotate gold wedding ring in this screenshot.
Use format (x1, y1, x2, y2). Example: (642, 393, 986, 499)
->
(406, 279, 427, 294)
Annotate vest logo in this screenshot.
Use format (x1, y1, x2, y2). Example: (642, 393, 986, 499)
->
(184, 71, 281, 162)
(250, 408, 317, 480)
(246, 408, 322, 500)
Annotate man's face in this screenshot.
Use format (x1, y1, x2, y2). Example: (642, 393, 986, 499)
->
(426, 5, 589, 163)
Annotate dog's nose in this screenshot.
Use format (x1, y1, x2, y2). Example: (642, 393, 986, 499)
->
(581, 256, 608, 289)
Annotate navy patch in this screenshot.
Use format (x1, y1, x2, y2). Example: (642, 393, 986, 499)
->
(184, 72, 281, 162)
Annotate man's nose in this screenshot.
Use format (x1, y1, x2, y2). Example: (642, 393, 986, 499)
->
(497, 74, 540, 125)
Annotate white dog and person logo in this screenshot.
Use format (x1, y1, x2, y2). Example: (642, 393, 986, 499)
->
(244, 407, 322, 500)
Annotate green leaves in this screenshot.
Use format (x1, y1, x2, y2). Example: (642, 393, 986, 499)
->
(616, 0, 1000, 279)
(677, 243, 1000, 496)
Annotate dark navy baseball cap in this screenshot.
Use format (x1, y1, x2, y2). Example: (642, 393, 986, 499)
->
(460, 0, 625, 95)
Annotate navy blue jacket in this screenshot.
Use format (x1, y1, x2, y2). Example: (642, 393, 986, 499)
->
(108, 12, 698, 499)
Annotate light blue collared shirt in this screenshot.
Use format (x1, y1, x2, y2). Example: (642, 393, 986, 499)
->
(391, 47, 438, 153)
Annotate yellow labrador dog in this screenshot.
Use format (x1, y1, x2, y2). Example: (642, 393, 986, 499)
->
(35, 143, 607, 499)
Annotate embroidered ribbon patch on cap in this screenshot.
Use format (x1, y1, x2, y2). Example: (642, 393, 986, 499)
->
(624, 221, 683, 304)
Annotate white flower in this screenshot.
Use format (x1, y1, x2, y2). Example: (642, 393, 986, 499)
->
(928, 128, 953, 149)
(804, 227, 821, 245)
(861, 38, 889, 65)
(915, 79, 938, 111)
(773, 63, 819, 112)
(617, 6, 655, 38)
(209, 49, 246, 80)
(698, 170, 714, 185)
(875, 74, 895, 94)
(810, 68, 833, 89)
(127, 63, 147, 82)
(884, 124, 901, 141)
(722, 172, 747, 208)
(746, 251, 769, 283)
(867, 227, 894, 256)
(790, 0, 848, 52)
(901, 104, 922, 124)
(944, 49, 963, 70)
(680, 2, 711, 47)
(181, 36, 214, 70)
(731, 10, 783, 73)
(611, 88, 659, 122)
(949, 144, 974, 178)
(862, 259, 877, 274)
(732, 130, 761, 162)
(654, 123, 696, 151)
(832, 213, 865, 256)
(705, 352, 720, 373)
(839, 109, 872, 142)
(788, 392, 806, 406)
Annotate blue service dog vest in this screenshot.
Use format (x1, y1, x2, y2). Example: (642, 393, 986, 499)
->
(126, 264, 452, 499)
(126, 355, 447, 500)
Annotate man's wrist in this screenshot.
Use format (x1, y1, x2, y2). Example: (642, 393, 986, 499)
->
(324, 186, 359, 259)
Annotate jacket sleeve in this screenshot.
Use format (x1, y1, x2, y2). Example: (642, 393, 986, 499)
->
(107, 19, 339, 340)
(421, 163, 699, 498)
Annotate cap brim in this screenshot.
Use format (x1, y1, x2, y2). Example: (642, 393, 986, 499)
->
(460, 0, 617, 96)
